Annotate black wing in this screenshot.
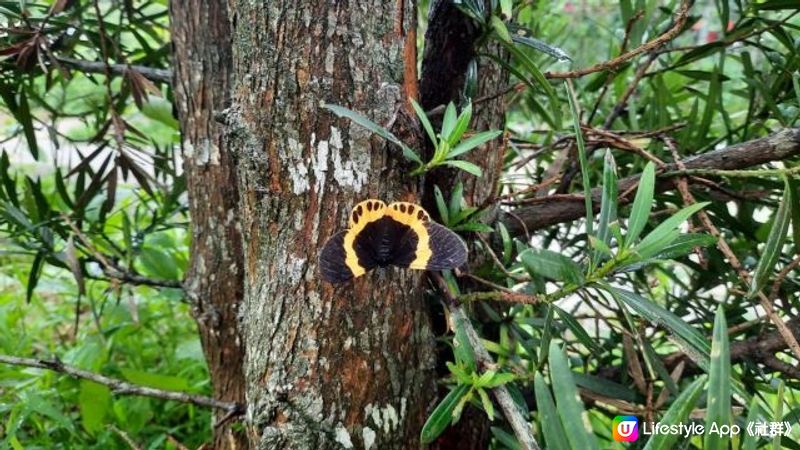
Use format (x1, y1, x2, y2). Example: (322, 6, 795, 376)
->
(319, 231, 355, 283)
(424, 222, 468, 270)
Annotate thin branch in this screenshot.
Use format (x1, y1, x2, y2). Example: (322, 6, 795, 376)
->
(431, 273, 540, 450)
(56, 56, 171, 84)
(544, 0, 691, 79)
(0, 354, 243, 413)
(501, 128, 800, 235)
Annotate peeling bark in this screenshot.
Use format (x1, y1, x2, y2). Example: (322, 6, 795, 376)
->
(171, 1, 248, 449)
(226, 2, 435, 449)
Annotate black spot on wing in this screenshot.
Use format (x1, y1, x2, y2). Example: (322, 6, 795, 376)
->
(425, 222, 468, 270)
(319, 231, 354, 283)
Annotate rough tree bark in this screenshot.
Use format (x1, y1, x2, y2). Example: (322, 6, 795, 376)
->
(171, 1, 248, 449)
(225, 2, 435, 449)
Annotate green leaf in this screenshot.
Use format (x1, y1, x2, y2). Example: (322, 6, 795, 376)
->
(642, 377, 706, 450)
(748, 178, 792, 297)
(742, 396, 765, 450)
(441, 102, 458, 139)
(322, 104, 422, 164)
(453, 222, 493, 233)
(626, 162, 656, 246)
(548, 342, 599, 450)
(635, 202, 709, 260)
(442, 160, 483, 177)
(554, 306, 603, 355)
(448, 103, 472, 146)
(490, 15, 512, 43)
(434, 185, 449, 225)
(705, 306, 732, 450)
(652, 233, 717, 260)
(410, 99, 437, 145)
(565, 81, 594, 237)
(789, 177, 800, 253)
(18, 90, 39, 159)
(477, 387, 494, 420)
(420, 384, 470, 444)
(448, 130, 502, 159)
(594, 150, 618, 264)
(26, 251, 45, 303)
(453, 316, 477, 373)
(606, 286, 710, 371)
(141, 97, 180, 129)
(491, 427, 522, 450)
(483, 372, 516, 388)
(509, 33, 572, 62)
(498, 222, 512, 265)
(139, 247, 180, 281)
(449, 181, 464, 218)
(79, 380, 111, 434)
(573, 373, 638, 402)
(520, 248, 584, 284)
(534, 372, 570, 450)
(499, 0, 512, 18)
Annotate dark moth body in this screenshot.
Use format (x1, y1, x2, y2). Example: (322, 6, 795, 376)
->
(355, 216, 418, 268)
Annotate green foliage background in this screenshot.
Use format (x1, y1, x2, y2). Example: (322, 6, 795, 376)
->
(1, 0, 799, 449)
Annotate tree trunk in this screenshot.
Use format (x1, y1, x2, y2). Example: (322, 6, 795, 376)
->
(225, 2, 436, 449)
(171, 2, 248, 449)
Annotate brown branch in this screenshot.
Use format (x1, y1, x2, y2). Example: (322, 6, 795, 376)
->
(598, 318, 800, 381)
(431, 273, 540, 450)
(0, 354, 244, 413)
(544, 0, 691, 79)
(56, 56, 172, 84)
(663, 136, 800, 361)
(500, 128, 800, 236)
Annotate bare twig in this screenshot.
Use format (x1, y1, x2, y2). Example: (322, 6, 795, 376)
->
(63, 215, 183, 290)
(458, 290, 539, 305)
(0, 354, 243, 413)
(109, 425, 143, 450)
(431, 273, 540, 450)
(544, 0, 691, 79)
(56, 57, 171, 84)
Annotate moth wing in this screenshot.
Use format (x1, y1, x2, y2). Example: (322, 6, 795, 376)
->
(319, 231, 355, 283)
(387, 226, 422, 268)
(408, 222, 468, 271)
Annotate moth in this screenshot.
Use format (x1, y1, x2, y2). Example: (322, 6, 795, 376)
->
(319, 200, 468, 283)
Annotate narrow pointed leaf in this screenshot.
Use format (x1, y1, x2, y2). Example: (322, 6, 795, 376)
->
(705, 306, 732, 450)
(420, 384, 471, 444)
(448, 130, 502, 159)
(642, 377, 706, 450)
(521, 248, 584, 284)
(534, 372, 570, 450)
(748, 178, 792, 297)
(626, 162, 656, 246)
(323, 104, 422, 164)
(441, 160, 483, 177)
(636, 202, 709, 259)
(594, 150, 618, 264)
(410, 98, 437, 145)
(548, 342, 599, 450)
(606, 286, 710, 370)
